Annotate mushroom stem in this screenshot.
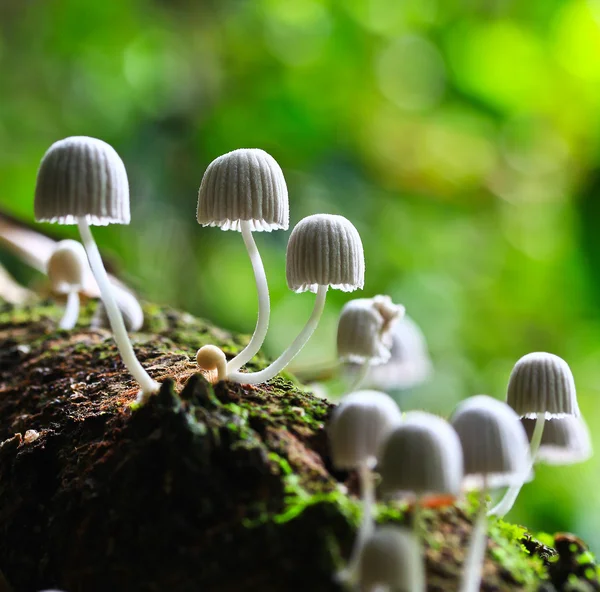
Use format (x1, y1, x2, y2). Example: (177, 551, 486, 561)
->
(347, 360, 370, 393)
(77, 219, 160, 400)
(460, 485, 488, 592)
(226, 221, 270, 374)
(488, 413, 546, 517)
(227, 285, 328, 385)
(411, 498, 426, 592)
(341, 463, 376, 584)
(59, 289, 80, 330)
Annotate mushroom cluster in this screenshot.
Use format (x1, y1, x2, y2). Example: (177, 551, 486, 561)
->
(23, 137, 593, 590)
(327, 353, 591, 591)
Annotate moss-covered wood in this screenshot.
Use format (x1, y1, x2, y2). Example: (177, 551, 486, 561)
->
(0, 300, 597, 592)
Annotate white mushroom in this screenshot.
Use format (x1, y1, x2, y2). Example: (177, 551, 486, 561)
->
(197, 149, 289, 375)
(224, 214, 365, 385)
(35, 136, 159, 401)
(328, 390, 402, 583)
(46, 239, 87, 330)
(491, 352, 579, 517)
(451, 395, 531, 592)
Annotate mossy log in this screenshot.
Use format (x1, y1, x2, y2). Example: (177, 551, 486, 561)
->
(0, 300, 597, 592)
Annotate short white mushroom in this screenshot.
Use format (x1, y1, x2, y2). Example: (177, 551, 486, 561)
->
(225, 214, 365, 385)
(358, 527, 424, 592)
(378, 412, 463, 592)
(450, 395, 531, 592)
(46, 239, 87, 330)
(328, 390, 402, 582)
(196, 345, 227, 384)
(490, 352, 579, 517)
(35, 136, 160, 401)
(337, 295, 404, 391)
(521, 415, 592, 466)
(197, 149, 288, 375)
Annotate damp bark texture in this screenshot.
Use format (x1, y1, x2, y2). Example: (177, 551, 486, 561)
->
(0, 300, 597, 592)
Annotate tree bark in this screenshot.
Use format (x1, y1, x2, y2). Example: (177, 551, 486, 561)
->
(0, 300, 596, 592)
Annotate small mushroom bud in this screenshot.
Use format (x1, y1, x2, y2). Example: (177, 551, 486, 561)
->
(196, 345, 227, 384)
(47, 239, 87, 330)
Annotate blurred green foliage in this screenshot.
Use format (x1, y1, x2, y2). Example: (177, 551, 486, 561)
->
(2, 0, 600, 552)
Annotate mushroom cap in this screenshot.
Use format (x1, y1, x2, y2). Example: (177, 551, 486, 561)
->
(46, 239, 88, 294)
(521, 416, 592, 465)
(328, 390, 401, 470)
(197, 148, 289, 232)
(196, 345, 226, 371)
(35, 136, 130, 226)
(359, 527, 423, 592)
(506, 352, 579, 418)
(378, 411, 463, 498)
(286, 214, 365, 293)
(337, 296, 404, 365)
(356, 315, 432, 391)
(451, 395, 531, 490)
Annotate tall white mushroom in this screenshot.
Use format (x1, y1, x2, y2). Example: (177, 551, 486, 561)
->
(450, 395, 530, 592)
(34, 136, 160, 401)
(197, 149, 289, 375)
(378, 412, 464, 592)
(490, 352, 579, 517)
(328, 390, 402, 583)
(337, 295, 404, 391)
(46, 239, 87, 330)
(222, 214, 365, 385)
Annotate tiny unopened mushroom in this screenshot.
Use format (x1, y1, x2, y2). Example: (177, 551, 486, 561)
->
(378, 412, 463, 592)
(197, 149, 288, 375)
(47, 239, 87, 330)
(491, 352, 579, 517)
(227, 214, 365, 385)
(451, 395, 530, 592)
(521, 415, 592, 466)
(358, 527, 425, 592)
(328, 390, 402, 582)
(337, 295, 404, 391)
(196, 345, 227, 384)
(35, 136, 159, 401)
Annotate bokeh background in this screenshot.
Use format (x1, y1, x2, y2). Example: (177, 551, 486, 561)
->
(2, 0, 600, 552)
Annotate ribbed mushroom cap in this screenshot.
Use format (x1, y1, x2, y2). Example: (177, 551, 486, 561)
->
(506, 352, 578, 418)
(46, 239, 88, 294)
(35, 136, 130, 226)
(337, 296, 404, 365)
(378, 411, 463, 498)
(521, 416, 592, 465)
(197, 148, 289, 232)
(328, 390, 401, 470)
(451, 395, 530, 490)
(286, 214, 365, 293)
(359, 527, 423, 592)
